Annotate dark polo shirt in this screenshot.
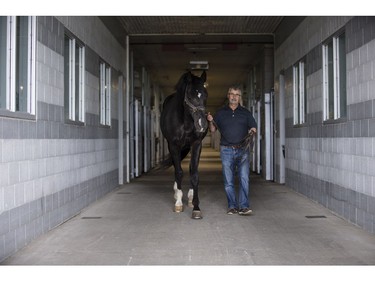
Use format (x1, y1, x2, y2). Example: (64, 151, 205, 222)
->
(213, 105, 257, 146)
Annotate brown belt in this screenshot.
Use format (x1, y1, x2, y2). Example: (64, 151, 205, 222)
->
(222, 144, 243, 149)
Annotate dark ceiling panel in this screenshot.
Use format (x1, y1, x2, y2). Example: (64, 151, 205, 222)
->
(117, 16, 283, 35)
(99, 16, 299, 113)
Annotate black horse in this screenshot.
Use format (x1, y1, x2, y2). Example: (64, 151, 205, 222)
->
(161, 71, 208, 219)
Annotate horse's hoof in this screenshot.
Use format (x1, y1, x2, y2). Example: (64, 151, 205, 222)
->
(174, 205, 184, 213)
(192, 210, 203, 219)
(188, 201, 193, 208)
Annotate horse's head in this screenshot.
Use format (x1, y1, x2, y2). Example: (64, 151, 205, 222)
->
(183, 71, 208, 133)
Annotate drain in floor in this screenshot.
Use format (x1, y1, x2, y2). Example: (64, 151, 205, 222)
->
(305, 215, 327, 219)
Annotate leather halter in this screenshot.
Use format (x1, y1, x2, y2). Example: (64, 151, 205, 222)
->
(184, 84, 205, 113)
(184, 96, 205, 112)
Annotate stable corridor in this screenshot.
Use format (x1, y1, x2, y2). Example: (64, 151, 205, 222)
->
(2, 147, 375, 265)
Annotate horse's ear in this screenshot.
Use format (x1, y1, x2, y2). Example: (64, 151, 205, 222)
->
(201, 71, 207, 83)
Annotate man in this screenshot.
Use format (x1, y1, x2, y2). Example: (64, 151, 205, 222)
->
(207, 85, 257, 215)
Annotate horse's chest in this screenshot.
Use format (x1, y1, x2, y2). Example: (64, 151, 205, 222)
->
(173, 130, 200, 147)
(179, 132, 197, 145)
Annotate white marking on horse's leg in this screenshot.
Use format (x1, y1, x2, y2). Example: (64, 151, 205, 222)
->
(174, 182, 183, 212)
(188, 189, 194, 207)
(174, 189, 183, 212)
(173, 182, 178, 199)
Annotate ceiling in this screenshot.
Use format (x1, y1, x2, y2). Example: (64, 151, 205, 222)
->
(100, 16, 299, 113)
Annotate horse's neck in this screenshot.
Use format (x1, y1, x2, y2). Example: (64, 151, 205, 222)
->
(174, 86, 192, 122)
(173, 92, 191, 123)
(176, 89, 185, 103)
(174, 91, 186, 111)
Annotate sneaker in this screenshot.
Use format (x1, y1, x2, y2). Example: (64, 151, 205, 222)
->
(239, 208, 253, 215)
(227, 208, 238, 215)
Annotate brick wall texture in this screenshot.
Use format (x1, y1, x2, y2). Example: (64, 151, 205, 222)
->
(274, 16, 375, 234)
(0, 16, 125, 262)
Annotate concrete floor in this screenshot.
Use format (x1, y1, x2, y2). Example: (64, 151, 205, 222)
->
(2, 147, 375, 265)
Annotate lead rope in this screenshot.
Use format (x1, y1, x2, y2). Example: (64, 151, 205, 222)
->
(211, 118, 255, 151)
(237, 131, 255, 151)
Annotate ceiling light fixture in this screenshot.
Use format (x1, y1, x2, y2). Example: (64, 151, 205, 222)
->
(189, 60, 209, 70)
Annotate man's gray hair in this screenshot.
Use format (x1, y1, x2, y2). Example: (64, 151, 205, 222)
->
(228, 84, 242, 94)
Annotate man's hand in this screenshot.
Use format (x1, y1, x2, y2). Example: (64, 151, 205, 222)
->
(207, 112, 217, 133)
(207, 112, 214, 122)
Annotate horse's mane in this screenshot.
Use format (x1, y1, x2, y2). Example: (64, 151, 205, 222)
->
(174, 72, 191, 94)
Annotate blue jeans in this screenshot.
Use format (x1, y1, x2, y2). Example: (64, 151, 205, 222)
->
(220, 146, 250, 210)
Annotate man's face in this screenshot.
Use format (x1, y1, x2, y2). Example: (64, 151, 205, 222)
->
(228, 89, 241, 106)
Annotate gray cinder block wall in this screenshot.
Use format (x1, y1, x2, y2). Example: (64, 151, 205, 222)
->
(274, 16, 375, 234)
(0, 16, 125, 262)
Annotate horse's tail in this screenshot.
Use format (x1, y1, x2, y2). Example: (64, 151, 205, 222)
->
(157, 146, 191, 170)
(159, 156, 173, 169)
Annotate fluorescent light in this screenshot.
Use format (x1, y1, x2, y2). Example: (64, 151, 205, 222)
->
(189, 60, 208, 65)
(189, 60, 209, 70)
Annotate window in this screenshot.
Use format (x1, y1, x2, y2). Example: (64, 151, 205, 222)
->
(64, 33, 85, 122)
(322, 32, 346, 121)
(99, 61, 111, 126)
(0, 16, 36, 115)
(293, 60, 306, 125)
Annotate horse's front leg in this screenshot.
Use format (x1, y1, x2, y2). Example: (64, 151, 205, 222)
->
(170, 146, 184, 213)
(173, 180, 183, 212)
(190, 142, 203, 219)
(187, 189, 194, 208)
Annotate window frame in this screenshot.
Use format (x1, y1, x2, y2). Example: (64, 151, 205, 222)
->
(99, 61, 111, 126)
(293, 59, 306, 125)
(64, 32, 85, 123)
(322, 32, 346, 121)
(0, 16, 36, 118)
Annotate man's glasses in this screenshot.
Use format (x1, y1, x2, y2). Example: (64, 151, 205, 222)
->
(229, 93, 241, 97)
